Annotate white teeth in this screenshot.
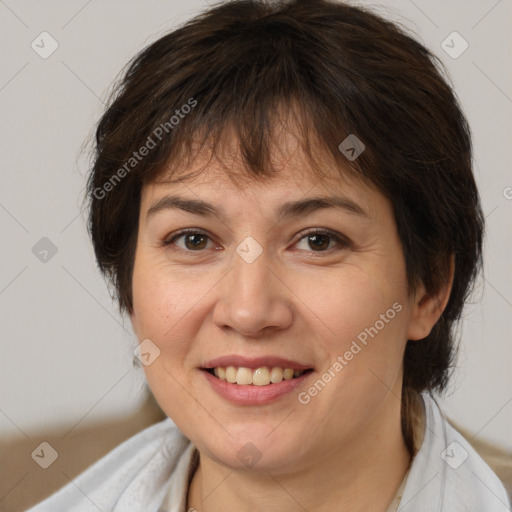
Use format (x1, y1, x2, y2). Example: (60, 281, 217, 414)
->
(236, 367, 253, 385)
(269, 367, 283, 383)
(283, 368, 294, 380)
(252, 367, 270, 386)
(225, 366, 237, 383)
(210, 366, 307, 385)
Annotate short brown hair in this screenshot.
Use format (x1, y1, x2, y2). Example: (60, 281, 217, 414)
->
(87, 0, 483, 420)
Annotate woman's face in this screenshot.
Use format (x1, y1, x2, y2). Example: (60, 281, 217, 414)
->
(130, 140, 430, 474)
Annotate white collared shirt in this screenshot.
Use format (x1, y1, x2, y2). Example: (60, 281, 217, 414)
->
(26, 393, 511, 512)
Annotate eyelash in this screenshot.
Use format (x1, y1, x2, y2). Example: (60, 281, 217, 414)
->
(162, 227, 351, 254)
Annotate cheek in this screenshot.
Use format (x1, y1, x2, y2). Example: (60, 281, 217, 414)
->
(298, 262, 407, 346)
(132, 252, 194, 334)
(296, 260, 410, 413)
(130, 255, 225, 380)
(130, 256, 194, 370)
(130, 258, 204, 422)
(299, 268, 408, 419)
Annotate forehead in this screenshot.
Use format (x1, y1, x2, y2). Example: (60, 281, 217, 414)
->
(142, 167, 369, 227)
(142, 128, 371, 206)
(139, 156, 387, 231)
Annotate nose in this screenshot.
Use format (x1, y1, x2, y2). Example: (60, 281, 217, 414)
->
(212, 244, 293, 337)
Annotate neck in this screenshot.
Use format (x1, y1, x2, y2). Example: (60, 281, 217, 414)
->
(187, 393, 412, 512)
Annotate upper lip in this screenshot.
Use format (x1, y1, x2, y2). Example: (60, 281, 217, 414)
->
(203, 355, 313, 371)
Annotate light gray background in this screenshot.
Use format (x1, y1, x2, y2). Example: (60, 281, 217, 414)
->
(1, 0, 511, 450)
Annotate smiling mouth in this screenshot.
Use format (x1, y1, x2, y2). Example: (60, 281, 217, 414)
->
(204, 366, 313, 386)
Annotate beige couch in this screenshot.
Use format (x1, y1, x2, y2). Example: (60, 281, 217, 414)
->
(1, 395, 510, 511)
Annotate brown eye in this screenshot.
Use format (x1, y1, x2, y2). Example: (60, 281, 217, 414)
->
(182, 233, 208, 250)
(295, 229, 350, 253)
(307, 233, 331, 251)
(164, 230, 213, 251)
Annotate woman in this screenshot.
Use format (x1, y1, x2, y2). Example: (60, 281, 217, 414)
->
(27, 0, 511, 510)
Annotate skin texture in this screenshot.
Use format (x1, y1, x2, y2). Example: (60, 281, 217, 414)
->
(130, 133, 452, 512)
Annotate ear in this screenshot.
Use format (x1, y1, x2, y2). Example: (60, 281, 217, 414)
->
(407, 255, 455, 341)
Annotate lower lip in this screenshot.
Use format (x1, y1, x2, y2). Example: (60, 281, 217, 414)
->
(202, 370, 313, 405)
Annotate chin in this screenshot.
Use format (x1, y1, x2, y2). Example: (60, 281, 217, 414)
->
(196, 426, 308, 473)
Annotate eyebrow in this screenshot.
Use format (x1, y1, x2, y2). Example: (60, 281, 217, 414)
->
(146, 194, 369, 222)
